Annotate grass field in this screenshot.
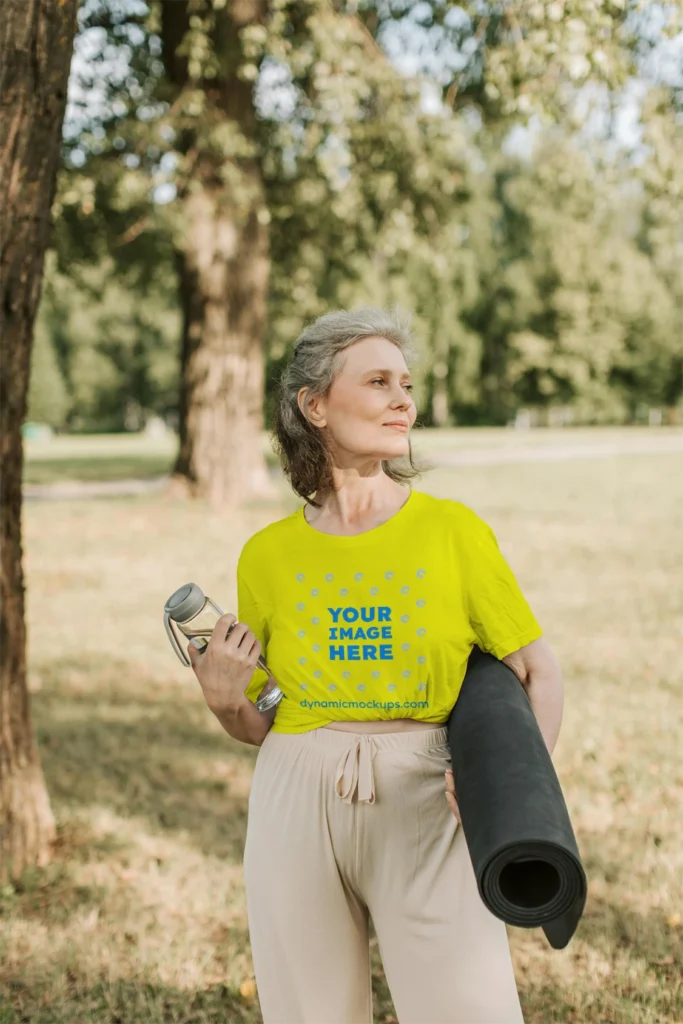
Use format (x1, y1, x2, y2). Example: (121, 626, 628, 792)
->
(22, 425, 678, 484)
(23, 433, 178, 484)
(3, 428, 683, 1023)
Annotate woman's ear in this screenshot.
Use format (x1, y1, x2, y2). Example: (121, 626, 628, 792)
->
(300, 388, 326, 428)
(296, 386, 309, 421)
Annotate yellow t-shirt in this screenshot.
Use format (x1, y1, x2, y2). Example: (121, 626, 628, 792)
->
(237, 488, 543, 734)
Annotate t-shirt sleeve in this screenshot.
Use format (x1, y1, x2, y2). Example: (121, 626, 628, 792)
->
(459, 506, 543, 660)
(236, 568, 272, 704)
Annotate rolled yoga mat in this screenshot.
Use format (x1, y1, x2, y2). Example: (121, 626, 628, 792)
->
(446, 644, 587, 950)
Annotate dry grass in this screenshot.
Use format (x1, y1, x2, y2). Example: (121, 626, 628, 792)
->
(2, 428, 682, 1023)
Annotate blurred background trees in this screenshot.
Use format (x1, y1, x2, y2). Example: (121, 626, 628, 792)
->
(28, 0, 683, 483)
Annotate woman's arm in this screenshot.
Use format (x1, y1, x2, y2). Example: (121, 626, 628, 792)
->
(211, 679, 278, 746)
(502, 637, 564, 756)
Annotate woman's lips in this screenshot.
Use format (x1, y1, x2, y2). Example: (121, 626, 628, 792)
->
(384, 423, 408, 431)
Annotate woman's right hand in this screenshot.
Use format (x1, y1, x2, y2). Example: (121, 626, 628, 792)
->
(187, 613, 261, 714)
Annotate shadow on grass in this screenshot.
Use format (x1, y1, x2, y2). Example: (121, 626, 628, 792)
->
(0, 854, 109, 928)
(519, 983, 598, 1024)
(4, 834, 678, 1024)
(1, 971, 264, 1024)
(578, 839, 682, 965)
(1, 869, 399, 1024)
(1, 968, 402, 1024)
(516, 839, 683, 1024)
(23, 455, 175, 485)
(520, 958, 679, 1024)
(16, 660, 682, 1024)
(33, 657, 259, 864)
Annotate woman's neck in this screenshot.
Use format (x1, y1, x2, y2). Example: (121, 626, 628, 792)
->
(305, 482, 410, 535)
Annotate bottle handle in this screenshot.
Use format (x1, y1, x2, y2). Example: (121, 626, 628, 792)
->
(164, 612, 191, 667)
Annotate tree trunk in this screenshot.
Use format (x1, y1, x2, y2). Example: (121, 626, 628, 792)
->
(0, 0, 79, 883)
(162, 0, 277, 510)
(170, 175, 275, 509)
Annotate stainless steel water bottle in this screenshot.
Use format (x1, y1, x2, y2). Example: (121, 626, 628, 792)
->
(163, 582, 284, 713)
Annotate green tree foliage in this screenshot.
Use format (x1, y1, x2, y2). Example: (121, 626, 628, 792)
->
(33, 252, 180, 432)
(27, 299, 71, 429)
(462, 133, 680, 425)
(34, 0, 683, 438)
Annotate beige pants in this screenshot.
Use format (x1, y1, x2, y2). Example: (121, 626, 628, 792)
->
(243, 725, 524, 1024)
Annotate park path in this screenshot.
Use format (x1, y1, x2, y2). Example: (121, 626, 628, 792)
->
(23, 433, 682, 501)
(422, 433, 683, 466)
(24, 476, 170, 500)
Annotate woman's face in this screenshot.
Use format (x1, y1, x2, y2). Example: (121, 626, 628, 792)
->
(298, 335, 417, 465)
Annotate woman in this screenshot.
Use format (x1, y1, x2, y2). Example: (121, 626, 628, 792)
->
(188, 307, 564, 1024)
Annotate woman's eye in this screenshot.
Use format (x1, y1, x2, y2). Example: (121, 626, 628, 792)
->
(372, 378, 413, 392)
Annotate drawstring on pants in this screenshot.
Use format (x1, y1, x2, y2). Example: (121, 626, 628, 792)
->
(334, 735, 378, 804)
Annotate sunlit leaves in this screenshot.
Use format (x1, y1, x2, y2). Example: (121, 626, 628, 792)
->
(44, 0, 683, 434)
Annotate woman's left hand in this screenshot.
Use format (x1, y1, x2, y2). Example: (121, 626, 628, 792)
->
(445, 769, 461, 822)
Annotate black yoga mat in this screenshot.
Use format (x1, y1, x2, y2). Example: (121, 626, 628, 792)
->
(446, 645, 587, 950)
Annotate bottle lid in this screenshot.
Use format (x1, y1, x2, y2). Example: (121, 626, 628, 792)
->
(164, 582, 205, 623)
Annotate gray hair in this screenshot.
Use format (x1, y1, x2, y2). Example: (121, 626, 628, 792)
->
(270, 306, 433, 507)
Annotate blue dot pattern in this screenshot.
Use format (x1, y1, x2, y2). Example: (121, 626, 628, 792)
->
(287, 565, 433, 715)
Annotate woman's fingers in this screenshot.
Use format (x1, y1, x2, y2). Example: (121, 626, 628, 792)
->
(212, 612, 238, 647)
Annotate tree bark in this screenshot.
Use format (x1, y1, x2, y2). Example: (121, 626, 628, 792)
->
(0, 0, 79, 883)
(172, 187, 275, 508)
(161, 0, 277, 509)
